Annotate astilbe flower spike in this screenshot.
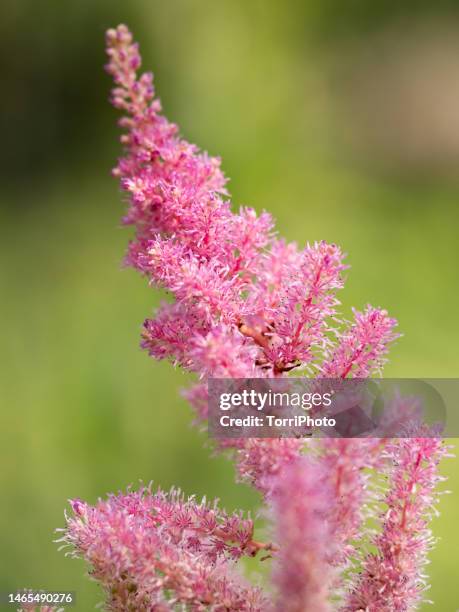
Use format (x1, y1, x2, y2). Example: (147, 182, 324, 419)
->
(271, 457, 336, 612)
(316, 306, 399, 566)
(57, 24, 450, 611)
(59, 487, 268, 611)
(343, 435, 450, 612)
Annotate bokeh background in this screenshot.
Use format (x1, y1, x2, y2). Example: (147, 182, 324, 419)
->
(1, 1, 458, 609)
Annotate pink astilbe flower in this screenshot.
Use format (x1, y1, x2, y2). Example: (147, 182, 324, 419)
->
(271, 457, 335, 612)
(318, 438, 385, 565)
(321, 306, 398, 379)
(104, 26, 341, 488)
(105, 25, 311, 494)
(315, 307, 398, 567)
(343, 435, 450, 612)
(59, 488, 269, 611)
(57, 24, 451, 612)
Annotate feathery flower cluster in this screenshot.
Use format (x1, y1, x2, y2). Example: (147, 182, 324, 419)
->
(271, 457, 336, 612)
(318, 437, 386, 564)
(344, 435, 450, 611)
(58, 25, 450, 611)
(59, 488, 267, 611)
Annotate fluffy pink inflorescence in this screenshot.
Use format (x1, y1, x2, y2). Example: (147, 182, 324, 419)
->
(318, 437, 385, 565)
(344, 435, 449, 612)
(105, 25, 327, 493)
(104, 25, 400, 493)
(321, 306, 398, 379)
(271, 457, 336, 612)
(105, 25, 353, 383)
(57, 24, 450, 611)
(314, 307, 399, 565)
(59, 488, 268, 611)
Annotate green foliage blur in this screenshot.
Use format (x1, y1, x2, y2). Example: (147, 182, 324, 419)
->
(1, 1, 458, 609)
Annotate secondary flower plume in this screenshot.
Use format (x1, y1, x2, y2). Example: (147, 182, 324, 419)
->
(58, 488, 267, 610)
(58, 24, 450, 611)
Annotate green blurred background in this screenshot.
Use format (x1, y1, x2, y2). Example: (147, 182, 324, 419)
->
(1, 1, 458, 609)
